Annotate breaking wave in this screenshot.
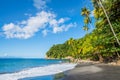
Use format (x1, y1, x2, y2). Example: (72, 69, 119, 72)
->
(0, 63, 76, 80)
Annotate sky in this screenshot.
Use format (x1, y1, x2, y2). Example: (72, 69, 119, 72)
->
(0, 0, 94, 58)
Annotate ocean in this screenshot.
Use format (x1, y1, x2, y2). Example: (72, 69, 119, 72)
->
(0, 58, 76, 80)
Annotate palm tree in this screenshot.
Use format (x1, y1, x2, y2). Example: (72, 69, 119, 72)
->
(81, 7, 90, 17)
(81, 7, 92, 33)
(67, 38, 77, 59)
(83, 25, 89, 34)
(98, 0, 120, 46)
(67, 38, 74, 45)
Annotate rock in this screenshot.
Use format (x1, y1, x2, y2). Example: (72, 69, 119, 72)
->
(117, 60, 120, 65)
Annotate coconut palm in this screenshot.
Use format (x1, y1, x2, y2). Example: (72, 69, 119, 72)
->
(83, 25, 89, 33)
(81, 7, 92, 33)
(97, 0, 120, 46)
(67, 38, 74, 45)
(81, 7, 90, 17)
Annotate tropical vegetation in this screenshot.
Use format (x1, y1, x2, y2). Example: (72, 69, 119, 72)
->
(46, 0, 120, 62)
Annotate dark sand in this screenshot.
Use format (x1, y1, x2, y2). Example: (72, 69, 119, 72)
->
(63, 63, 120, 80)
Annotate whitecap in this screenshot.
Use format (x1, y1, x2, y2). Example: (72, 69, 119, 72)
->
(0, 63, 76, 80)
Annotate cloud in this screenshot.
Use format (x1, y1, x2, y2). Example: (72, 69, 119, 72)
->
(52, 23, 76, 33)
(42, 29, 49, 36)
(1, 0, 77, 39)
(3, 11, 54, 39)
(90, 10, 94, 17)
(33, 0, 47, 9)
(2, 11, 76, 39)
(49, 18, 74, 33)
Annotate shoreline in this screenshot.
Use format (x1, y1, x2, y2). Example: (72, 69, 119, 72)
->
(0, 62, 76, 80)
(62, 62, 120, 80)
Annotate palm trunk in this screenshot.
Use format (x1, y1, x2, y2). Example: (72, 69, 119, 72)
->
(98, 0, 120, 46)
(116, 52, 120, 58)
(113, 43, 120, 58)
(97, 53, 104, 62)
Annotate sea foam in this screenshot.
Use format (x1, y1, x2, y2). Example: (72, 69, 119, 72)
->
(0, 63, 76, 80)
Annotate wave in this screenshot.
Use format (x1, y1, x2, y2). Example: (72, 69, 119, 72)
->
(0, 63, 76, 80)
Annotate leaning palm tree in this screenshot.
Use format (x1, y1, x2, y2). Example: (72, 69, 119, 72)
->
(98, 0, 120, 46)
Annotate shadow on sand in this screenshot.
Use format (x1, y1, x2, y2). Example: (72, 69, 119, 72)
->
(63, 63, 120, 80)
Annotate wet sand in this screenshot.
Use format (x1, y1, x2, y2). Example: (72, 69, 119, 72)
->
(63, 63, 120, 80)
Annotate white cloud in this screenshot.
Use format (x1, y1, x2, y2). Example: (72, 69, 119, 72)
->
(42, 29, 49, 36)
(90, 10, 94, 17)
(3, 11, 53, 39)
(58, 18, 65, 24)
(2, 11, 76, 39)
(33, 0, 47, 9)
(52, 23, 76, 33)
(49, 18, 75, 33)
(21, 20, 27, 25)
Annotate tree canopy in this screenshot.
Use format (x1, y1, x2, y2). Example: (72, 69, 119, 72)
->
(46, 0, 120, 62)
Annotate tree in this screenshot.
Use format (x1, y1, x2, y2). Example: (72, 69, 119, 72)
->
(81, 7, 91, 33)
(98, 0, 120, 46)
(46, 0, 120, 62)
(92, 0, 120, 60)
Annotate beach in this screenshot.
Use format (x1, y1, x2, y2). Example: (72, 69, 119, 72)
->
(0, 58, 76, 80)
(63, 62, 120, 80)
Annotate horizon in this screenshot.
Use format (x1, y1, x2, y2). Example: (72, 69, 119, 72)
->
(0, 0, 94, 58)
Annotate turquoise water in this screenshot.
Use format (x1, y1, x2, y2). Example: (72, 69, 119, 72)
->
(0, 58, 74, 80)
(0, 58, 65, 74)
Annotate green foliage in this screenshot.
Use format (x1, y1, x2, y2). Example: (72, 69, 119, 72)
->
(46, 44, 69, 59)
(81, 7, 91, 32)
(46, 0, 120, 62)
